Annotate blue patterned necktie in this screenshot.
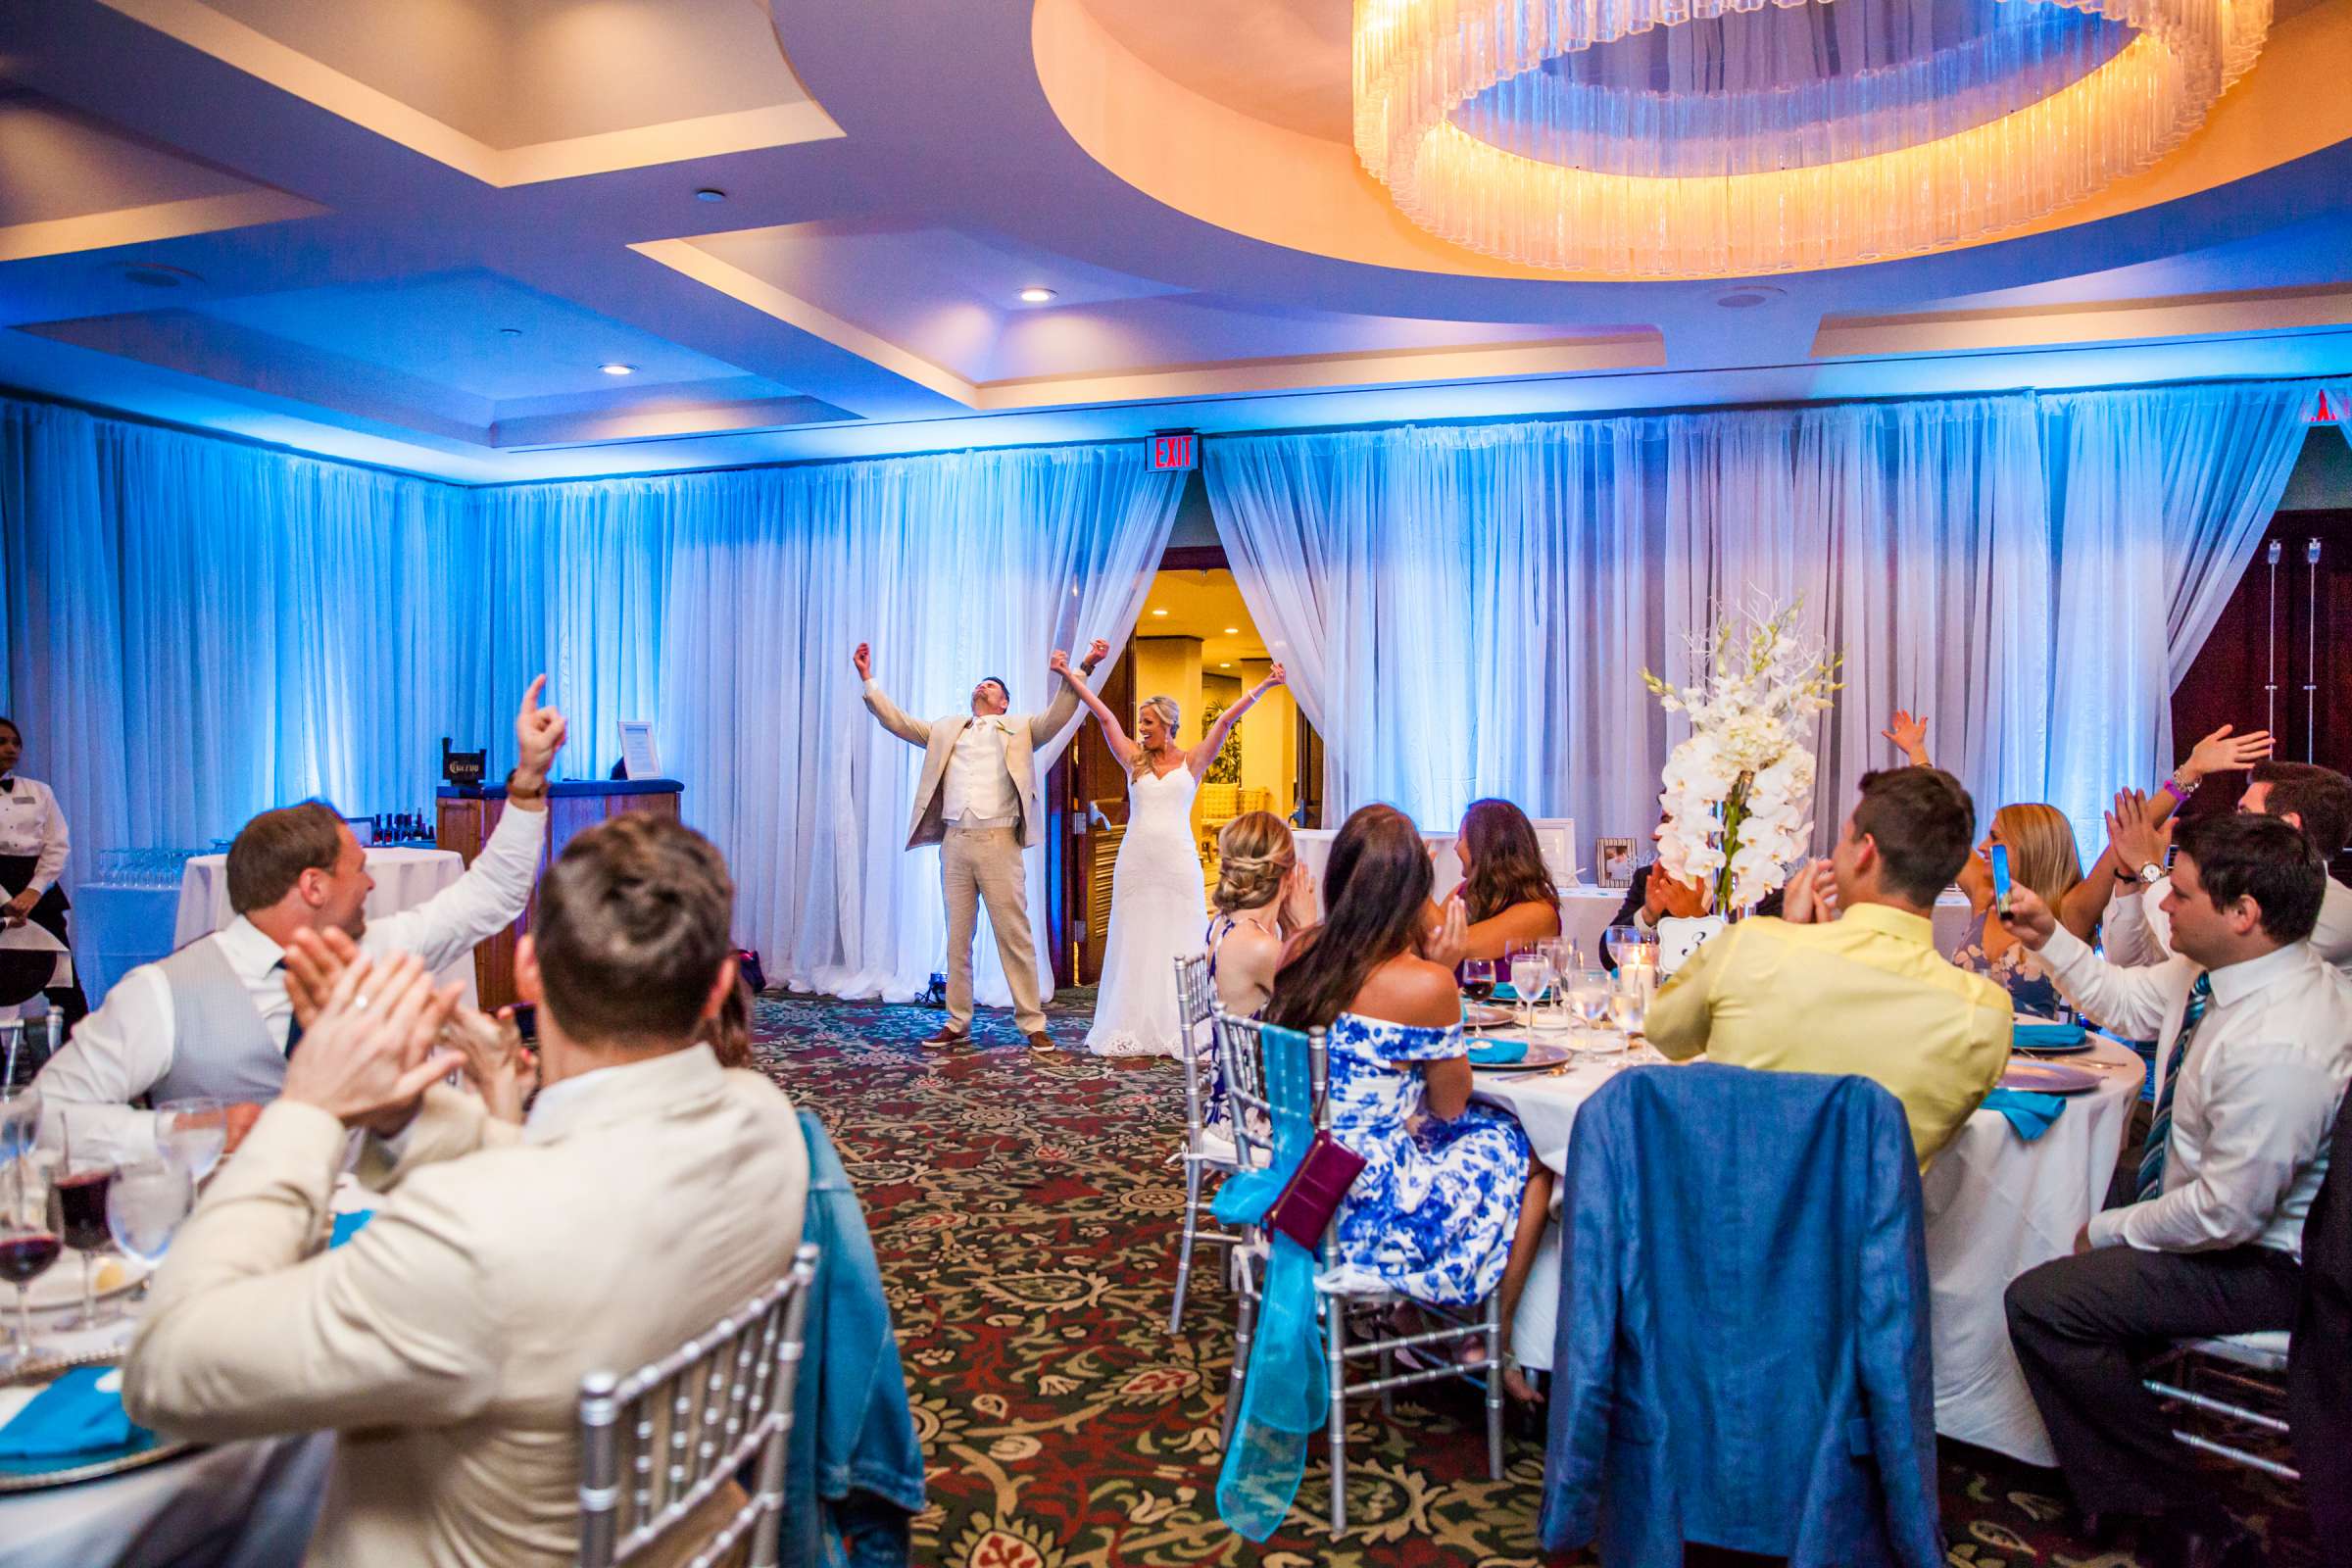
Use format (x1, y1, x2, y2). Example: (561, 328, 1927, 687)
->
(2136, 971, 2213, 1201)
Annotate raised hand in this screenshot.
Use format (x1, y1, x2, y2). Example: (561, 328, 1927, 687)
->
(2182, 723, 2272, 782)
(1048, 649, 1071, 678)
(1420, 894, 1470, 969)
(442, 1004, 535, 1126)
(1261, 662, 1288, 690)
(1999, 884, 2059, 950)
(1082, 638, 1110, 672)
(514, 675, 567, 782)
(1643, 866, 1709, 922)
(278, 952, 464, 1131)
(1881, 709, 1931, 766)
(2105, 787, 2173, 878)
(852, 643, 873, 681)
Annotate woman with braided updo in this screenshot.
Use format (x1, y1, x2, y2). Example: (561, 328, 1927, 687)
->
(1205, 810, 1316, 1018)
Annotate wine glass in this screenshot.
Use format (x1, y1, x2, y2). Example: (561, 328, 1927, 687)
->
(1569, 969, 1613, 1028)
(1606, 973, 1648, 1046)
(1461, 957, 1496, 1005)
(1508, 953, 1551, 1029)
(107, 1160, 194, 1268)
(51, 1113, 120, 1329)
(156, 1098, 231, 1182)
(0, 1156, 59, 1372)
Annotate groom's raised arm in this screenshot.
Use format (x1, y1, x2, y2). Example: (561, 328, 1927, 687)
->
(1029, 639, 1108, 744)
(854, 644, 931, 748)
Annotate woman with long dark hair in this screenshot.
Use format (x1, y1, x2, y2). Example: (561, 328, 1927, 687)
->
(1427, 798, 1561, 961)
(1266, 804, 1553, 1403)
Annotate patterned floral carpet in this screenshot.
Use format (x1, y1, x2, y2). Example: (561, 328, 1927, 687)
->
(748, 989, 2316, 1568)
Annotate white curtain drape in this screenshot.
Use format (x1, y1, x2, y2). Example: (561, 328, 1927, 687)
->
(0, 398, 1181, 1006)
(1206, 380, 2323, 863)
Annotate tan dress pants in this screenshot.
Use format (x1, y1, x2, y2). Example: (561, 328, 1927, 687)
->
(940, 824, 1047, 1034)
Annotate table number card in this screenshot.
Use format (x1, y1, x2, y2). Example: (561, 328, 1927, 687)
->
(616, 720, 660, 780)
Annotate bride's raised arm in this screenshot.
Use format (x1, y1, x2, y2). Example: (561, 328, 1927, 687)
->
(1187, 662, 1286, 778)
(1052, 648, 1139, 767)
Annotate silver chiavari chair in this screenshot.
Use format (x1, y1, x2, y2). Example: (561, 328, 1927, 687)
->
(1168, 951, 1244, 1334)
(1215, 1011, 1504, 1537)
(2142, 1331, 2300, 1482)
(576, 1243, 820, 1568)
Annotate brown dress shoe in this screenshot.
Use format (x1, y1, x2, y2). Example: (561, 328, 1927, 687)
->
(922, 1023, 968, 1046)
(1026, 1031, 1055, 1053)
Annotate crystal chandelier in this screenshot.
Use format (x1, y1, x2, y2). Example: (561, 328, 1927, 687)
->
(1353, 0, 2271, 278)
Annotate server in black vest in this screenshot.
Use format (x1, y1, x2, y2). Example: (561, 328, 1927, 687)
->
(0, 716, 87, 1031)
(32, 679, 567, 1157)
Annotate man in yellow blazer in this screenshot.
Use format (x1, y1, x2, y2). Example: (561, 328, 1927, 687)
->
(855, 636, 1108, 1051)
(125, 815, 810, 1568)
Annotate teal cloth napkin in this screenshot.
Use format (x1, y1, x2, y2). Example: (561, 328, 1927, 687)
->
(1982, 1088, 2066, 1141)
(1467, 1040, 1529, 1066)
(2013, 1023, 2087, 1052)
(330, 1210, 374, 1249)
(1490, 982, 1519, 1002)
(0, 1367, 140, 1460)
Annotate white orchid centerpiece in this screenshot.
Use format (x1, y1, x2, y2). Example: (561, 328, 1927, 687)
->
(1642, 596, 1842, 914)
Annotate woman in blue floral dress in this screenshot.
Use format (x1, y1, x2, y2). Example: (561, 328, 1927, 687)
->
(1265, 804, 1552, 1403)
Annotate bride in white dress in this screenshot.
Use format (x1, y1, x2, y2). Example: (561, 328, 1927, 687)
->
(1051, 650, 1288, 1057)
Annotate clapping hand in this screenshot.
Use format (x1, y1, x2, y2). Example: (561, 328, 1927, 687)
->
(514, 675, 567, 783)
(1781, 858, 1838, 924)
(1049, 649, 1072, 678)
(1881, 709, 1931, 766)
(441, 1004, 536, 1126)
(1281, 860, 1317, 932)
(282, 926, 363, 1032)
(2105, 787, 2173, 878)
(852, 643, 873, 681)
(2183, 723, 2272, 782)
(1643, 867, 1709, 923)
(278, 950, 463, 1134)
(1421, 894, 1470, 969)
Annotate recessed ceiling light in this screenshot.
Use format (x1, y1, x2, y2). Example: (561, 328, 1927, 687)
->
(694, 187, 727, 203)
(1223, 627, 1239, 635)
(1018, 286, 1056, 304)
(1218, 662, 1232, 668)
(599, 363, 636, 376)
(1151, 608, 1167, 616)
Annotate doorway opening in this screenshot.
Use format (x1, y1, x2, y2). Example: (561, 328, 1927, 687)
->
(1046, 547, 1325, 986)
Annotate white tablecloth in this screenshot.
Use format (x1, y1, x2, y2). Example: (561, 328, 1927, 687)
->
(58, 887, 180, 1007)
(1474, 1033, 2139, 1465)
(172, 849, 476, 1005)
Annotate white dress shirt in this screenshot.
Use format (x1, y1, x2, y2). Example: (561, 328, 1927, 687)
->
(2105, 873, 2352, 973)
(36, 804, 548, 1158)
(0, 774, 70, 895)
(939, 713, 1018, 829)
(2039, 925, 2352, 1257)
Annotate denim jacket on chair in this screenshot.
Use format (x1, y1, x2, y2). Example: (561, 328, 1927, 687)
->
(783, 1111, 926, 1568)
(1539, 1065, 1942, 1568)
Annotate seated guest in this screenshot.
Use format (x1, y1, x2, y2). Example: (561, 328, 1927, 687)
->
(1596, 822, 1781, 969)
(2000, 813, 2352, 1560)
(32, 679, 564, 1155)
(1204, 810, 1314, 1018)
(1950, 803, 2088, 1014)
(124, 813, 811, 1568)
(1646, 767, 2012, 1167)
(1424, 798, 1560, 960)
(2094, 758, 2352, 973)
(1265, 804, 1553, 1402)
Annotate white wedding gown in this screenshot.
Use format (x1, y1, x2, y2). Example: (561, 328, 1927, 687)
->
(1087, 764, 1207, 1057)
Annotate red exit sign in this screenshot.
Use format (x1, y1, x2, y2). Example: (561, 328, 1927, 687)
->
(1149, 431, 1197, 471)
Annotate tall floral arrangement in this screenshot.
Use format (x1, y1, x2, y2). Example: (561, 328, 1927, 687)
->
(1642, 596, 1842, 914)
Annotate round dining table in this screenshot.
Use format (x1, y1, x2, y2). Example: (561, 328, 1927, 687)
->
(1474, 1030, 2140, 1466)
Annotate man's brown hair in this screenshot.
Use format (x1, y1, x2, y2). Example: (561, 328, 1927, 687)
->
(226, 802, 347, 914)
(532, 814, 736, 1046)
(1851, 767, 1978, 906)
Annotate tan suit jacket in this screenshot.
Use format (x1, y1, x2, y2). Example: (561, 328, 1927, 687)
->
(862, 679, 1082, 849)
(123, 1046, 810, 1568)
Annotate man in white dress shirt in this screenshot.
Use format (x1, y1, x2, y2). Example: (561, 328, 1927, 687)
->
(0, 716, 88, 1029)
(33, 679, 566, 1157)
(1999, 812, 2352, 1562)
(853, 638, 1105, 1052)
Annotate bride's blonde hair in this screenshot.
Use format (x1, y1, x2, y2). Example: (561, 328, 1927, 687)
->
(1130, 695, 1181, 779)
(1213, 811, 1296, 914)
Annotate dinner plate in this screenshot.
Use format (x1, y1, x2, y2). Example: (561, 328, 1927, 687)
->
(1998, 1059, 2107, 1096)
(1469, 1041, 1578, 1072)
(0, 1353, 196, 1494)
(1461, 1003, 1514, 1030)
(24, 1253, 148, 1315)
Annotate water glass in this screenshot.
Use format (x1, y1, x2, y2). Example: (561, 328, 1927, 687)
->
(0, 1158, 60, 1371)
(1568, 969, 1613, 1028)
(1605, 923, 1659, 972)
(107, 1160, 194, 1266)
(1509, 956, 1552, 1027)
(1607, 974, 1648, 1039)
(156, 1098, 231, 1182)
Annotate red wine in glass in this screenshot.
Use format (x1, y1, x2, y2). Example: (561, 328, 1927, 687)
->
(1463, 979, 1496, 1002)
(54, 1170, 115, 1252)
(0, 1232, 61, 1285)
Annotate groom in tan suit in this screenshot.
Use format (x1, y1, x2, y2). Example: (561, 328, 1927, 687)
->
(856, 637, 1106, 1051)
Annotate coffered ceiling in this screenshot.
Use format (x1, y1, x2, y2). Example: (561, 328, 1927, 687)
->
(4, 0, 2352, 481)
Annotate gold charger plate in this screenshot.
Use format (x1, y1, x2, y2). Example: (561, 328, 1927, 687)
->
(0, 1351, 198, 1494)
